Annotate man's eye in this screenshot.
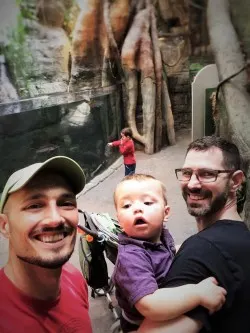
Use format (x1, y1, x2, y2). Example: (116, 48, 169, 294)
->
(199, 170, 215, 178)
(25, 203, 42, 210)
(182, 170, 192, 176)
(60, 201, 77, 208)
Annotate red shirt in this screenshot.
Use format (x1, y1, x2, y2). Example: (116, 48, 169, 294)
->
(112, 139, 136, 165)
(0, 263, 92, 333)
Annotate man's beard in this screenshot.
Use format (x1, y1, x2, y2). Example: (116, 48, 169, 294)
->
(17, 249, 74, 269)
(183, 184, 230, 217)
(17, 232, 76, 269)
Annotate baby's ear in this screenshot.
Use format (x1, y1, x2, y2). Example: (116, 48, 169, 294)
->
(0, 214, 10, 239)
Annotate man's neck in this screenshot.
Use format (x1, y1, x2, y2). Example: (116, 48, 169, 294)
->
(4, 257, 62, 301)
(196, 198, 242, 231)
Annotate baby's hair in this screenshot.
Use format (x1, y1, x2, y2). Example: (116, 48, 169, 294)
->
(114, 173, 168, 206)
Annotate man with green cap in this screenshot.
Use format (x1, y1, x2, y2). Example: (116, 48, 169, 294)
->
(0, 156, 92, 332)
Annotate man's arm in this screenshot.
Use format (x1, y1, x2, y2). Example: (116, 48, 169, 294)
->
(135, 277, 226, 321)
(138, 315, 202, 333)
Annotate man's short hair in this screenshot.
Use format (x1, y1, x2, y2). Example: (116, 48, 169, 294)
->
(0, 156, 85, 213)
(187, 136, 242, 170)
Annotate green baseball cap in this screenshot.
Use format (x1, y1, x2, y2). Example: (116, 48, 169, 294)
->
(0, 156, 86, 213)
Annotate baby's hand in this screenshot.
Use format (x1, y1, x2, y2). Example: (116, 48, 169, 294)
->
(197, 277, 227, 314)
(107, 143, 112, 146)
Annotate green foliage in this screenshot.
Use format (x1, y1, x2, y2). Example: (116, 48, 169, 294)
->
(189, 62, 204, 82)
(4, 12, 35, 96)
(63, 0, 77, 40)
(16, 0, 36, 20)
(189, 63, 204, 72)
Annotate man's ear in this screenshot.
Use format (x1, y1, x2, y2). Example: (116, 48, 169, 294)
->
(164, 205, 171, 221)
(230, 170, 245, 192)
(0, 214, 10, 239)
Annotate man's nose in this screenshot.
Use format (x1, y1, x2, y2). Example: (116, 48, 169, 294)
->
(187, 172, 201, 189)
(42, 204, 65, 226)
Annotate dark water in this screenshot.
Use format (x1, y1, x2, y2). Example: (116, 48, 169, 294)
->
(0, 89, 123, 190)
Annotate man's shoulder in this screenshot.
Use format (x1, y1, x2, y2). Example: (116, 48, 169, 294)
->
(176, 220, 250, 265)
(182, 220, 248, 245)
(62, 263, 84, 282)
(191, 220, 250, 250)
(61, 263, 88, 299)
(0, 267, 12, 290)
(0, 268, 4, 277)
(178, 233, 205, 249)
(0, 268, 7, 294)
(175, 232, 220, 263)
(201, 219, 249, 237)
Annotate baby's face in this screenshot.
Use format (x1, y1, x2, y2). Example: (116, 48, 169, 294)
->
(115, 179, 170, 242)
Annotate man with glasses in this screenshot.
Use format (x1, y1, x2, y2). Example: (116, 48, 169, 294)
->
(138, 136, 250, 333)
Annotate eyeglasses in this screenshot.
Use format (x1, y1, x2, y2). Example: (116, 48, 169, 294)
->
(175, 168, 235, 183)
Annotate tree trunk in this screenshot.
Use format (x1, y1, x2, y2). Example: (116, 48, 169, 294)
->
(207, 0, 250, 224)
(124, 68, 145, 144)
(149, 2, 162, 152)
(69, 0, 176, 153)
(162, 76, 176, 145)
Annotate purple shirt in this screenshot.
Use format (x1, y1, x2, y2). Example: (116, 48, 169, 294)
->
(113, 228, 175, 322)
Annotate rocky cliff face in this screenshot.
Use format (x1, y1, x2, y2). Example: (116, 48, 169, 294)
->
(0, 0, 121, 190)
(0, 55, 20, 115)
(1, 0, 77, 106)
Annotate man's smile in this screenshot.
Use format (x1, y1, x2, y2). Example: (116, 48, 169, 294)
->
(31, 225, 74, 244)
(35, 233, 67, 243)
(188, 194, 206, 201)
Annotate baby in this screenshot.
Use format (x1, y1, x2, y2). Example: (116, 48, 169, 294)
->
(113, 174, 226, 332)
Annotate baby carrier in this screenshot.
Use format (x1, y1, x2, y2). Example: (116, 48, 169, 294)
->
(77, 210, 122, 333)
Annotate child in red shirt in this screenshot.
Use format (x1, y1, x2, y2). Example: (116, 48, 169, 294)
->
(108, 127, 136, 176)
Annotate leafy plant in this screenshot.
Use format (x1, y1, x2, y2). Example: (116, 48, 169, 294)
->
(4, 11, 35, 97)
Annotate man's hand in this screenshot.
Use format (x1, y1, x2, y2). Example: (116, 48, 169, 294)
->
(196, 277, 227, 313)
(107, 143, 112, 146)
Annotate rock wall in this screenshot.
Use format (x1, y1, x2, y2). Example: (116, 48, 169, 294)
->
(168, 69, 191, 130)
(159, 29, 191, 132)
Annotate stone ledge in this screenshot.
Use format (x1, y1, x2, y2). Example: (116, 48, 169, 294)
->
(77, 157, 123, 197)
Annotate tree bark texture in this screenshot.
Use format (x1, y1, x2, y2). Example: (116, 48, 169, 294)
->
(69, 0, 176, 153)
(149, 2, 162, 152)
(162, 65, 176, 145)
(207, 0, 250, 224)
